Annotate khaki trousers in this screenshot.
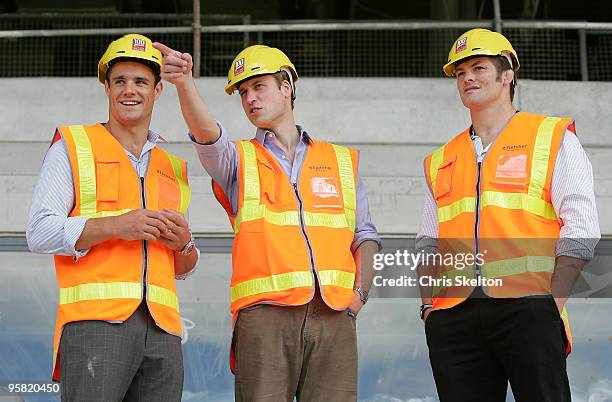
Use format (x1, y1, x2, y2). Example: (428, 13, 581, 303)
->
(233, 291, 358, 402)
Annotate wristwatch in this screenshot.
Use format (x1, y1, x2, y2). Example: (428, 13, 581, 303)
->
(177, 237, 195, 256)
(420, 304, 433, 320)
(354, 287, 369, 305)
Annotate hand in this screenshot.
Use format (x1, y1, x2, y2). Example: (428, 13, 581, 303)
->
(112, 209, 169, 241)
(347, 293, 365, 317)
(422, 307, 433, 322)
(152, 42, 193, 86)
(157, 209, 191, 251)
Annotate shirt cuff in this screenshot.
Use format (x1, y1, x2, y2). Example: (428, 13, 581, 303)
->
(556, 237, 598, 261)
(175, 247, 200, 280)
(414, 236, 438, 256)
(351, 235, 383, 254)
(189, 122, 228, 157)
(64, 216, 90, 261)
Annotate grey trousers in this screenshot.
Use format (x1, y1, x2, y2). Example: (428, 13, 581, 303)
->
(59, 302, 183, 402)
(233, 291, 358, 402)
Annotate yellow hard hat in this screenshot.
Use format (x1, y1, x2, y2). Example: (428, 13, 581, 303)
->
(443, 28, 520, 77)
(225, 45, 299, 95)
(97, 34, 162, 84)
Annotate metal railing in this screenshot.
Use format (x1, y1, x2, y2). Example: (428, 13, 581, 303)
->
(1, 14, 612, 81)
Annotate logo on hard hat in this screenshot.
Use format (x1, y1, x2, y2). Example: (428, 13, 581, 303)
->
(234, 58, 245, 76)
(455, 37, 467, 53)
(132, 38, 146, 52)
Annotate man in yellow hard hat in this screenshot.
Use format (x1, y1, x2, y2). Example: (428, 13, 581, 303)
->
(416, 28, 600, 401)
(27, 34, 198, 401)
(153, 41, 381, 401)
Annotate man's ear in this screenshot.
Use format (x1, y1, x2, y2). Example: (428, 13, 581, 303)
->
(154, 81, 163, 100)
(503, 69, 515, 87)
(281, 79, 292, 98)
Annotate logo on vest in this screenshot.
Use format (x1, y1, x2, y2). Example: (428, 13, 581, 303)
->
(502, 144, 528, 151)
(311, 177, 339, 199)
(157, 169, 176, 181)
(308, 165, 332, 172)
(496, 154, 528, 179)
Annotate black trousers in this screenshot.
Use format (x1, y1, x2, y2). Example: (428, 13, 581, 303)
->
(59, 302, 183, 402)
(425, 295, 570, 402)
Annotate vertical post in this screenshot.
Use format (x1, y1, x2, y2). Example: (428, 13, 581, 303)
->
(243, 15, 251, 49)
(579, 29, 589, 81)
(193, 0, 201, 78)
(492, 0, 502, 33)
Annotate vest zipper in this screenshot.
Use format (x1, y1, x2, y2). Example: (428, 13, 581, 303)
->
(292, 181, 318, 294)
(474, 161, 482, 280)
(140, 177, 148, 300)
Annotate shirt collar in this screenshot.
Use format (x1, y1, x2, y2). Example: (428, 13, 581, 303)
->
(254, 125, 312, 146)
(147, 129, 162, 144)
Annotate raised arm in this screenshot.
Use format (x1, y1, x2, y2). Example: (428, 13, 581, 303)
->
(153, 42, 220, 144)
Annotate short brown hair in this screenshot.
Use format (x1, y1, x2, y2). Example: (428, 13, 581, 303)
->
(271, 70, 295, 109)
(490, 55, 516, 102)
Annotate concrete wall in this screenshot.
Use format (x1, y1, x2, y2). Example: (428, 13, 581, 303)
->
(1, 77, 610, 234)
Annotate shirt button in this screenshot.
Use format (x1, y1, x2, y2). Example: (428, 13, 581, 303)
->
(282, 155, 286, 160)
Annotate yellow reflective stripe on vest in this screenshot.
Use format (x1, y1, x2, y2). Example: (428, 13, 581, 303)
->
(438, 197, 476, 222)
(438, 191, 557, 223)
(318, 269, 355, 289)
(429, 146, 445, 187)
(167, 153, 191, 214)
(332, 144, 357, 231)
(480, 191, 557, 220)
(233, 206, 351, 233)
(305, 211, 351, 229)
(529, 117, 561, 199)
(234, 205, 298, 232)
(59, 282, 179, 312)
(148, 284, 180, 311)
(239, 141, 260, 207)
(230, 271, 314, 303)
(59, 282, 142, 305)
(482, 255, 555, 279)
(68, 125, 97, 217)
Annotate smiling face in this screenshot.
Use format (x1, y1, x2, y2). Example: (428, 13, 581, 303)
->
(104, 60, 162, 127)
(455, 56, 514, 110)
(237, 74, 293, 129)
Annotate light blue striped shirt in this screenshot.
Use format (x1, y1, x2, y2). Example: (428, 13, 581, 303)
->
(26, 128, 199, 279)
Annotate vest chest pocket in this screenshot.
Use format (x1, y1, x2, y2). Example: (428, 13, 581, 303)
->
(434, 157, 456, 200)
(257, 159, 276, 204)
(95, 160, 119, 201)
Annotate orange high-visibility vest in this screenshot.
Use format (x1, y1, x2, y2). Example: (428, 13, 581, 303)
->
(214, 139, 359, 316)
(213, 138, 359, 372)
(424, 112, 574, 352)
(49, 124, 191, 381)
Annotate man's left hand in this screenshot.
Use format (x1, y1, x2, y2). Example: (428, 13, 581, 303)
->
(347, 293, 365, 317)
(157, 209, 191, 251)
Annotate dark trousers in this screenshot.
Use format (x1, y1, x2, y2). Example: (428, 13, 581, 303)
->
(59, 302, 183, 402)
(233, 291, 358, 402)
(425, 296, 570, 402)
